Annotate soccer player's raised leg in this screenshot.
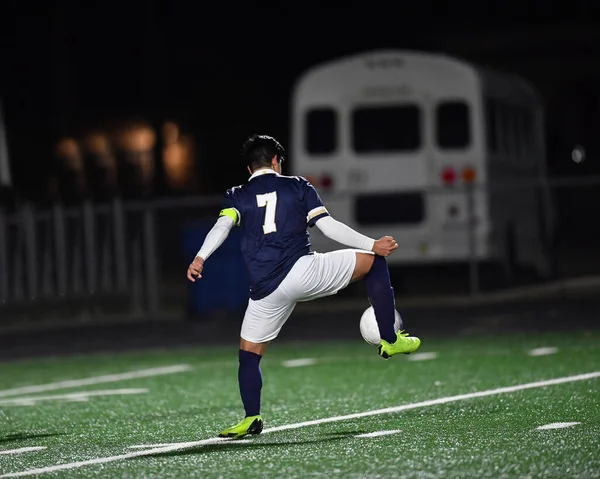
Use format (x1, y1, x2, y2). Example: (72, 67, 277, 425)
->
(353, 252, 421, 358)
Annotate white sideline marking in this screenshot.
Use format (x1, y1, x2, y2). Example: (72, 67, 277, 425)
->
(0, 389, 149, 406)
(127, 444, 180, 449)
(0, 365, 191, 398)
(2, 370, 599, 478)
(536, 422, 580, 430)
(407, 352, 438, 362)
(355, 429, 401, 438)
(127, 442, 247, 449)
(282, 358, 317, 368)
(528, 347, 558, 357)
(0, 447, 46, 456)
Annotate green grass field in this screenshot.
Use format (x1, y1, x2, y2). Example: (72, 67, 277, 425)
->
(1, 332, 599, 478)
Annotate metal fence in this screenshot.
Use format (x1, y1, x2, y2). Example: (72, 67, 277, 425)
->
(1, 175, 600, 328)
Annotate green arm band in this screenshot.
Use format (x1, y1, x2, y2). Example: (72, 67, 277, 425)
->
(219, 207, 240, 226)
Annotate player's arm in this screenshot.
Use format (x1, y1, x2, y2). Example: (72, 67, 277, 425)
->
(315, 216, 398, 257)
(186, 207, 238, 282)
(314, 215, 375, 251)
(301, 178, 397, 256)
(301, 177, 374, 250)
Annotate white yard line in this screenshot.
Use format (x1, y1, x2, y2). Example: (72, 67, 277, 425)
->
(1, 370, 599, 478)
(355, 429, 402, 438)
(127, 444, 182, 449)
(0, 447, 46, 456)
(528, 347, 558, 357)
(282, 358, 317, 368)
(0, 365, 191, 398)
(407, 352, 438, 362)
(127, 442, 247, 449)
(536, 422, 580, 430)
(0, 389, 149, 406)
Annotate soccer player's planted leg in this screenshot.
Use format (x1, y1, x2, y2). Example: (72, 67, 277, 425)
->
(238, 349, 262, 417)
(365, 255, 397, 343)
(218, 341, 265, 438)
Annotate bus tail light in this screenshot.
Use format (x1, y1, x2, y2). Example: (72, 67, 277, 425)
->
(441, 167, 476, 185)
(462, 166, 476, 183)
(321, 174, 333, 189)
(441, 167, 456, 186)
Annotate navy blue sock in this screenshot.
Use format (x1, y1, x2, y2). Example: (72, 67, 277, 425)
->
(365, 255, 397, 343)
(238, 350, 263, 417)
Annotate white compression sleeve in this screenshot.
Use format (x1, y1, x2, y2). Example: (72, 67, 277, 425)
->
(196, 215, 235, 260)
(314, 216, 375, 251)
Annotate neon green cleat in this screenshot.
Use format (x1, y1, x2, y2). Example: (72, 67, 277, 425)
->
(218, 415, 263, 439)
(378, 330, 421, 359)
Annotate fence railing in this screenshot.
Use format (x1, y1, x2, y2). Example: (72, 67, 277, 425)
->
(1, 175, 599, 326)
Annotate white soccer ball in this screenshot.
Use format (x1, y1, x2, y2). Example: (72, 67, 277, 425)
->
(359, 306, 403, 346)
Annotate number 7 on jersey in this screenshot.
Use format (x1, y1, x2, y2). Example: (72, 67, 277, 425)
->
(256, 192, 278, 234)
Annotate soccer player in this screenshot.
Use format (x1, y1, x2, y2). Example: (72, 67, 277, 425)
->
(187, 135, 421, 439)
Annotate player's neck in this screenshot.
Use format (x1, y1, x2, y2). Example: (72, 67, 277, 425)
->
(249, 168, 277, 180)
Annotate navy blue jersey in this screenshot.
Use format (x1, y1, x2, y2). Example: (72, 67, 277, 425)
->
(220, 170, 329, 300)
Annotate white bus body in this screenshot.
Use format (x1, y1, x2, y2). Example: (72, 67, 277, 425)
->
(291, 50, 555, 277)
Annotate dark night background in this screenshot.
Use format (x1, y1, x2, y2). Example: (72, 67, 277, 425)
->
(2, 9, 600, 475)
(2, 1, 600, 328)
(2, 1, 600, 200)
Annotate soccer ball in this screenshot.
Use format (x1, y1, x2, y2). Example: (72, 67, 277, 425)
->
(359, 306, 403, 346)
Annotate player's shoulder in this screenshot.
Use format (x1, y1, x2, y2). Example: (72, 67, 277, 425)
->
(275, 175, 314, 197)
(225, 184, 244, 196)
(279, 174, 307, 182)
(277, 174, 312, 187)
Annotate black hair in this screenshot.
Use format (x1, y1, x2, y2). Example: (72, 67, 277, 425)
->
(241, 134, 285, 171)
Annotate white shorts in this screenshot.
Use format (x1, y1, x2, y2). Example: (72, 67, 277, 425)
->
(241, 249, 368, 343)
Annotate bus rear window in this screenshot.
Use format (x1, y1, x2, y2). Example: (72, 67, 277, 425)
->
(305, 108, 337, 155)
(436, 101, 470, 149)
(352, 105, 421, 153)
